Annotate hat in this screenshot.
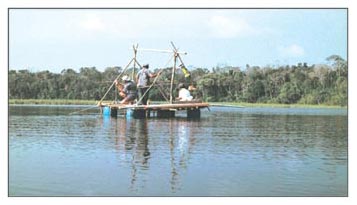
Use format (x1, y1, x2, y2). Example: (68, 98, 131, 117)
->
(143, 64, 149, 68)
(178, 83, 185, 89)
(122, 75, 130, 81)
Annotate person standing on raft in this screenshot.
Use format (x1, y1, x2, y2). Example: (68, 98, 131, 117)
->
(136, 64, 159, 105)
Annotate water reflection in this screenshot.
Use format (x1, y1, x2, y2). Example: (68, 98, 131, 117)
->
(102, 117, 151, 192)
(101, 116, 200, 194)
(9, 106, 347, 196)
(92, 112, 347, 196)
(168, 119, 197, 192)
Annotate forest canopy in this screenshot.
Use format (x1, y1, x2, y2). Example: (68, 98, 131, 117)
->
(9, 55, 347, 106)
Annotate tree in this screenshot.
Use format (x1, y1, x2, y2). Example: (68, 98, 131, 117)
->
(8, 54, 347, 106)
(277, 82, 302, 104)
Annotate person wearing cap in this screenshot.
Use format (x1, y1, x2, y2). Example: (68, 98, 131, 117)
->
(176, 83, 193, 101)
(136, 64, 159, 105)
(115, 75, 137, 104)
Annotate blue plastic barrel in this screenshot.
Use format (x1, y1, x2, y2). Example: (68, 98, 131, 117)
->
(103, 106, 111, 116)
(126, 108, 133, 119)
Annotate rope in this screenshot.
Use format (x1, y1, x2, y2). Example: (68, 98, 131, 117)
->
(164, 54, 174, 69)
(68, 105, 98, 115)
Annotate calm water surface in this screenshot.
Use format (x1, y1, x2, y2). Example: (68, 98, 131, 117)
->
(9, 105, 347, 196)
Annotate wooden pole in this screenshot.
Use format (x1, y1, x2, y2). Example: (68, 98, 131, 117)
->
(169, 53, 177, 104)
(176, 53, 186, 67)
(133, 58, 143, 70)
(170, 42, 186, 66)
(136, 48, 187, 55)
(98, 57, 135, 105)
(171, 41, 191, 87)
(170, 42, 178, 53)
(114, 83, 118, 102)
(132, 44, 138, 81)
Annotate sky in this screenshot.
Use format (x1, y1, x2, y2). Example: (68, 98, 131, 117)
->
(9, 9, 347, 73)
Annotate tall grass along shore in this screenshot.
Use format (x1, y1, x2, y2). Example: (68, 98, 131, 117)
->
(9, 99, 97, 105)
(9, 99, 346, 109)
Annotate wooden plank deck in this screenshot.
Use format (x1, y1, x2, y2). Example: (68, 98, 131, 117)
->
(107, 102, 210, 110)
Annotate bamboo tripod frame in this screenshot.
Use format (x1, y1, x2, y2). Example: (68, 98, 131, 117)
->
(98, 45, 142, 105)
(98, 42, 187, 106)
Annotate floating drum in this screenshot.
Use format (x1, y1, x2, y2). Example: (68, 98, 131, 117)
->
(103, 106, 111, 116)
(126, 108, 133, 119)
(110, 107, 117, 117)
(157, 110, 175, 118)
(102, 106, 117, 117)
(187, 109, 200, 118)
(132, 110, 147, 119)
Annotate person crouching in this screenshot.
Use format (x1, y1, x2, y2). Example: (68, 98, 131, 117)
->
(177, 83, 193, 101)
(115, 75, 137, 104)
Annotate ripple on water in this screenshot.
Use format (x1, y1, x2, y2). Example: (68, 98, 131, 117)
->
(9, 106, 347, 196)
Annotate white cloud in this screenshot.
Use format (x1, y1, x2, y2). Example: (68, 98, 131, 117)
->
(71, 11, 268, 40)
(207, 15, 255, 38)
(278, 44, 305, 57)
(79, 14, 106, 31)
(73, 11, 171, 38)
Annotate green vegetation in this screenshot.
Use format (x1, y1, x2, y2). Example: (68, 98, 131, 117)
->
(9, 99, 97, 105)
(9, 99, 344, 109)
(9, 55, 347, 106)
(210, 102, 345, 109)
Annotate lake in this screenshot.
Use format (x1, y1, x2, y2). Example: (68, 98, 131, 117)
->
(9, 105, 348, 196)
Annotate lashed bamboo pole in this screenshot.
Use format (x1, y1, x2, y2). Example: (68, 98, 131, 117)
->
(136, 48, 187, 55)
(169, 41, 190, 104)
(132, 44, 138, 81)
(156, 84, 170, 102)
(169, 54, 177, 104)
(98, 57, 135, 105)
(133, 58, 143, 71)
(170, 42, 186, 66)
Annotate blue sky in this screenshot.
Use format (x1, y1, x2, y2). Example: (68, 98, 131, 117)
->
(9, 9, 347, 73)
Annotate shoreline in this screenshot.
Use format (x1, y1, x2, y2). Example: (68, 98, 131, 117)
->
(209, 102, 346, 109)
(8, 99, 346, 109)
(9, 99, 98, 105)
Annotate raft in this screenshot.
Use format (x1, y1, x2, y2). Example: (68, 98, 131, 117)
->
(98, 42, 210, 119)
(100, 101, 209, 118)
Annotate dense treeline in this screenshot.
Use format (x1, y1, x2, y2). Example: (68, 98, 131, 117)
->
(9, 55, 347, 106)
